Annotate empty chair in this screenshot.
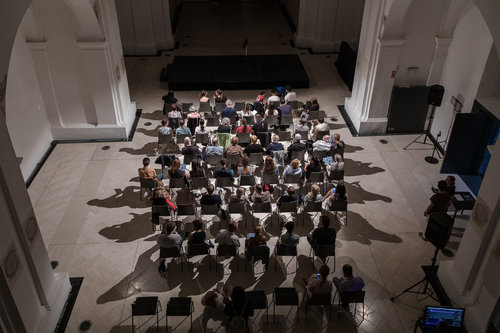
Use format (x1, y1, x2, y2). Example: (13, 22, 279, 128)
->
(273, 287, 299, 323)
(182, 103, 193, 113)
(239, 175, 256, 187)
(168, 177, 185, 196)
(274, 243, 298, 273)
(195, 133, 209, 145)
(158, 133, 173, 145)
(283, 173, 301, 188)
(303, 201, 323, 225)
(244, 115, 255, 125)
(183, 154, 199, 164)
(186, 243, 211, 270)
(228, 202, 246, 225)
(166, 297, 194, 333)
(308, 109, 320, 121)
(245, 290, 269, 325)
(160, 246, 185, 272)
(287, 100, 301, 109)
(175, 204, 197, 223)
(191, 177, 209, 190)
(215, 176, 234, 190)
(245, 244, 270, 273)
(252, 202, 273, 227)
(328, 169, 344, 182)
(335, 290, 365, 324)
(139, 178, 155, 200)
(131, 296, 160, 333)
(201, 204, 219, 218)
(234, 101, 246, 111)
(151, 205, 171, 232)
(205, 117, 219, 127)
(249, 152, 264, 165)
(278, 131, 291, 141)
(205, 154, 221, 166)
(214, 103, 226, 114)
(266, 115, 279, 127)
(280, 115, 293, 127)
(226, 153, 241, 166)
(199, 102, 212, 113)
(290, 150, 305, 162)
(215, 244, 239, 272)
(236, 132, 251, 145)
(305, 292, 332, 322)
(311, 244, 336, 270)
(278, 201, 298, 225)
(330, 200, 348, 225)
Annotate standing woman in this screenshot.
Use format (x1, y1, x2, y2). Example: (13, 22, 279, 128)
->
(199, 90, 210, 103)
(213, 89, 227, 104)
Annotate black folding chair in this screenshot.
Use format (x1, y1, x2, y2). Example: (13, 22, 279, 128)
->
(312, 150, 328, 160)
(290, 150, 306, 162)
(186, 243, 211, 270)
(199, 102, 212, 114)
(183, 154, 199, 164)
(166, 297, 194, 332)
(228, 202, 246, 225)
(169, 177, 185, 197)
(330, 200, 348, 225)
(175, 204, 197, 224)
(215, 176, 234, 191)
(195, 133, 209, 145)
(214, 103, 226, 114)
(205, 154, 222, 166)
(176, 133, 190, 145)
(307, 171, 325, 193)
(239, 174, 256, 187)
(308, 110, 320, 121)
(303, 201, 323, 225)
(205, 117, 219, 127)
(215, 244, 239, 272)
(334, 290, 365, 325)
(249, 152, 264, 165)
(306, 292, 332, 322)
(191, 177, 208, 191)
(236, 132, 251, 145)
(278, 131, 291, 141)
(328, 169, 344, 183)
(131, 296, 161, 333)
(246, 290, 269, 324)
(274, 243, 298, 273)
(139, 178, 155, 200)
(280, 115, 293, 127)
(273, 287, 299, 323)
(226, 153, 241, 166)
(244, 115, 255, 125)
(252, 202, 273, 227)
(310, 244, 336, 270)
(160, 246, 185, 272)
(151, 205, 171, 232)
(278, 201, 298, 225)
(266, 115, 279, 127)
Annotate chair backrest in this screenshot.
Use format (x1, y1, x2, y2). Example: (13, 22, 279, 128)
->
(228, 116, 237, 125)
(287, 100, 299, 109)
(244, 115, 255, 125)
(308, 110, 320, 121)
(192, 177, 208, 189)
(317, 130, 330, 138)
(276, 244, 298, 256)
(195, 133, 209, 145)
(249, 152, 263, 165)
(216, 133, 231, 149)
(304, 201, 322, 212)
(182, 103, 193, 113)
(169, 117, 180, 129)
(187, 243, 209, 256)
(331, 147, 344, 158)
(290, 150, 305, 162)
(245, 291, 267, 310)
(215, 177, 233, 188)
(169, 177, 185, 189)
(340, 291, 365, 304)
(330, 200, 348, 211)
(228, 202, 245, 214)
(160, 246, 181, 259)
(283, 173, 301, 184)
(152, 205, 171, 217)
(308, 172, 324, 183)
(309, 293, 332, 306)
(239, 175, 256, 186)
(183, 154, 199, 164)
(236, 132, 251, 144)
(315, 244, 335, 258)
(132, 296, 158, 316)
(266, 115, 279, 126)
(328, 169, 344, 181)
(158, 134, 173, 145)
(177, 204, 196, 216)
(262, 173, 279, 185)
(166, 297, 193, 316)
(226, 153, 241, 166)
(255, 132, 269, 147)
(253, 202, 272, 213)
(313, 150, 328, 160)
(205, 117, 219, 127)
(140, 177, 155, 189)
(234, 101, 245, 111)
(214, 103, 226, 114)
(280, 115, 293, 126)
(199, 102, 212, 113)
(205, 154, 222, 165)
(176, 133, 190, 143)
(278, 131, 291, 141)
(217, 244, 237, 257)
(280, 201, 297, 213)
(201, 204, 219, 215)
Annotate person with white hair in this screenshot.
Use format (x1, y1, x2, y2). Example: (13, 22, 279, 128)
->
(187, 105, 201, 119)
(204, 137, 224, 159)
(312, 135, 332, 152)
(217, 117, 231, 133)
(181, 137, 202, 158)
(286, 134, 306, 161)
(221, 99, 237, 118)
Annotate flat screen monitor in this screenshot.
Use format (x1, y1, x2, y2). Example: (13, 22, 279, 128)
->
(423, 306, 465, 328)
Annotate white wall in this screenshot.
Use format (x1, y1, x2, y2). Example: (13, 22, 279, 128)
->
(430, 6, 492, 145)
(6, 28, 53, 180)
(395, 0, 447, 85)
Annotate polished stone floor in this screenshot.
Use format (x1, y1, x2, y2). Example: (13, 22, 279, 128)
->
(27, 2, 471, 332)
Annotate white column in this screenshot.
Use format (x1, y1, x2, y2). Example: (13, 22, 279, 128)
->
(130, 0, 156, 55)
(151, 0, 175, 50)
(426, 37, 452, 85)
(294, 0, 318, 49)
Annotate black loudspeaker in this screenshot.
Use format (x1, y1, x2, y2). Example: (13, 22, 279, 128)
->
(427, 85, 445, 106)
(425, 212, 453, 249)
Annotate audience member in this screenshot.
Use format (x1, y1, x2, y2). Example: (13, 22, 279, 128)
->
(279, 221, 300, 247)
(424, 180, 452, 216)
(246, 225, 267, 248)
(201, 284, 228, 328)
(266, 135, 284, 154)
(265, 103, 279, 116)
(304, 156, 322, 179)
(324, 181, 347, 210)
(159, 118, 172, 135)
(230, 187, 248, 203)
(304, 184, 322, 204)
(238, 156, 253, 180)
(157, 222, 188, 273)
(151, 185, 169, 207)
(187, 105, 201, 119)
(215, 221, 240, 247)
(138, 157, 157, 179)
(256, 91, 265, 104)
(282, 158, 303, 180)
(181, 137, 202, 159)
(284, 85, 297, 103)
(312, 135, 332, 152)
(215, 158, 234, 181)
(199, 90, 210, 103)
(287, 134, 306, 161)
(242, 103, 257, 116)
(278, 98, 293, 130)
(277, 186, 299, 207)
(235, 118, 252, 134)
(267, 88, 281, 105)
(244, 135, 264, 155)
(307, 215, 336, 252)
(168, 158, 189, 182)
(168, 104, 182, 127)
(221, 100, 237, 118)
(295, 118, 309, 134)
(195, 119, 210, 135)
(251, 184, 271, 203)
(312, 117, 329, 141)
(263, 156, 279, 174)
(217, 117, 231, 134)
(432, 175, 456, 195)
(304, 264, 333, 297)
(190, 160, 206, 178)
(331, 133, 345, 149)
(333, 264, 365, 307)
(224, 286, 254, 332)
(251, 114, 268, 134)
(226, 137, 244, 157)
(213, 89, 227, 104)
(189, 219, 213, 247)
(245, 225, 269, 269)
(301, 97, 319, 118)
(326, 154, 344, 175)
(204, 137, 224, 158)
(201, 184, 222, 207)
(176, 119, 192, 136)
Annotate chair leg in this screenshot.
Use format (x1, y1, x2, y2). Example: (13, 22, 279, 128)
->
(132, 315, 135, 333)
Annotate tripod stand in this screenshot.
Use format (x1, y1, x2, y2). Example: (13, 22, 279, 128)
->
(391, 246, 440, 303)
(404, 105, 437, 150)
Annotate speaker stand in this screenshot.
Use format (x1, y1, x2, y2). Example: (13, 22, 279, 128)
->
(404, 105, 436, 150)
(391, 247, 440, 303)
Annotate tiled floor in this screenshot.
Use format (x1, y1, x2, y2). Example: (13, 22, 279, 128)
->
(28, 2, 471, 332)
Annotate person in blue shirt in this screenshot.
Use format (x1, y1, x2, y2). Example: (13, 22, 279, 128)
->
(221, 99, 237, 119)
(266, 135, 284, 154)
(175, 119, 192, 136)
(214, 158, 234, 182)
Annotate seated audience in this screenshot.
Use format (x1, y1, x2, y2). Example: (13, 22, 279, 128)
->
(199, 90, 210, 103)
(251, 114, 268, 134)
(313, 135, 333, 152)
(215, 158, 235, 181)
(256, 91, 265, 104)
(333, 264, 365, 307)
(181, 137, 202, 159)
(245, 225, 269, 269)
(201, 284, 228, 328)
(246, 225, 267, 248)
(213, 89, 227, 104)
(278, 98, 293, 130)
(195, 119, 210, 135)
(267, 135, 284, 154)
(138, 157, 157, 179)
(277, 186, 299, 207)
(204, 137, 224, 158)
(295, 118, 309, 134)
(215, 221, 240, 247)
(326, 154, 344, 175)
(162, 90, 178, 116)
(265, 103, 279, 116)
(242, 103, 257, 117)
(168, 104, 182, 127)
(267, 88, 281, 105)
(226, 137, 244, 157)
(201, 184, 222, 207)
(251, 184, 271, 203)
(159, 118, 172, 135)
(221, 99, 237, 118)
(304, 264, 333, 297)
(307, 215, 336, 251)
(189, 219, 214, 248)
(284, 85, 297, 103)
(287, 134, 306, 161)
(279, 221, 300, 247)
(424, 180, 452, 216)
(324, 181, 347, 209)
(187, 105, 201, 119)
(331, 133, 345, 149)
(311, 117, 330, 141)
(217, 117, 231, 134)
(176, 119, 192, 136)
(282, 158, 303, 180)
(304, 184, 322, 204)
(304, 156, 322, 179)
(230, 187, 248, 204)
(168, 158, 189, 181)
(244, 135, 264, 155)
(224, 286, 254, 331)
(263, 156, 279, 175)
(190, 160, 206, 178)
(157, 222, 188, 273)
(235, 118, 252, 134)
(238, 156, 253, 179)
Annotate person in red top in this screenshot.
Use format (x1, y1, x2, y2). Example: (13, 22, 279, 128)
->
(256, 91, 265, 103)
(235, 118, 252, 134)
(424, 180, 452, 216)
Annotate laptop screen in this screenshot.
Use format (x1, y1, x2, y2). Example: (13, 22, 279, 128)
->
(424, 306, 465, 328)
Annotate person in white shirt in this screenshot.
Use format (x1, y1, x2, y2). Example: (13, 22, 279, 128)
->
(284, 85, 297, 103)
(312, 135, 333, 152)
(267, 88, 281, 106)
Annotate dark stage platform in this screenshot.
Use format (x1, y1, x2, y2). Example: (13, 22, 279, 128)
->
(164, 54, 309, 91)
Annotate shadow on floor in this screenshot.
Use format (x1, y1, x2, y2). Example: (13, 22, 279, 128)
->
(336, 211, 402, 244)
(98, 212, 153, 242)
(344, 144, 364, 153)
(136, 125, 160, 138)
(344, 158, 385, 177)
(140, 110, 164, 121)
(119, 142, 158, 156)
(87, 186, 150, 209)
(345, 181, 392, 205)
